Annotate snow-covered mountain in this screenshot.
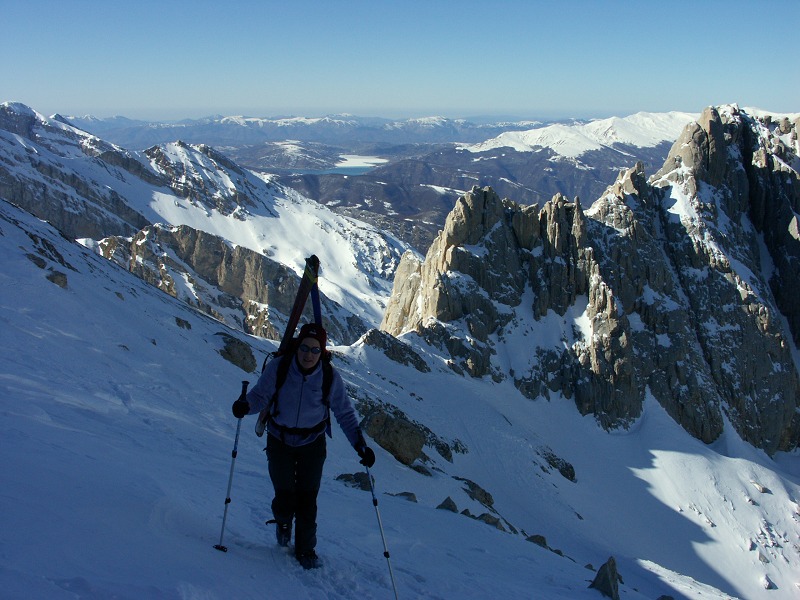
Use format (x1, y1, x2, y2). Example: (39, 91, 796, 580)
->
(135, 140, 405, 326)
(0, 102, 411, 338)
(2, 100, 800, 599)
(459, 111, 700, 158)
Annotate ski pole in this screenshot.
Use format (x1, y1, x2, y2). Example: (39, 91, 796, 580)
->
(365, 466, 399, 599)
(214, 380, 249, 552)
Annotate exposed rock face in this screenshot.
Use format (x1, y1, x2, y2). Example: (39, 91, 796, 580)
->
(0, 105, 152, 240)
(382, 105, 800, 454)
(649, 106, 800, 452)
(381, 186, 643, 430)
(216, 332, 257, 373)
(97, 224, 369, 345)
(436, 496, 458, 512)
(589, 556, 621, 600)
(589, 162, 724, 443)
(361, 409, 426, 465)
(353, 386, 464, 465)
(361, 328, 430, 372)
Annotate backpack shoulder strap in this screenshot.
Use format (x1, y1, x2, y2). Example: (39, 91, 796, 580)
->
(320, 353, 334, 437)
(320, 352, 334, 407)
(267, 350, 294, 417)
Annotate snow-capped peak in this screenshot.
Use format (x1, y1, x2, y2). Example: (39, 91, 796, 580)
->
(460, 111, 699, 158)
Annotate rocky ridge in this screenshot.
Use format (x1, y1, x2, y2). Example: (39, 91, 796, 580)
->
(382, 106, 800, 454)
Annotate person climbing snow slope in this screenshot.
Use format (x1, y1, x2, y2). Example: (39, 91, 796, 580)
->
(232, 323, 375, 569)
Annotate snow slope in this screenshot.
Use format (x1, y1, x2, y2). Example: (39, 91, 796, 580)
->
(130, 142, 410, 326)
(138, 156, 405, 326)
(3, 192, 800, 600)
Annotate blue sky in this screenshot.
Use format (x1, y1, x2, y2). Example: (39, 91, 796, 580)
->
(3, 0, 798, 120)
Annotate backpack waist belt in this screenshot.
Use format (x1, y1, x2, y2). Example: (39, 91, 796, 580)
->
(269, 418, 328, 437)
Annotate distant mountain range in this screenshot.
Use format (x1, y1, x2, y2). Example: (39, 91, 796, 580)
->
(63, 110, 695, 160)
(63, 113, 547, 148)
(64, 110, 704, 251)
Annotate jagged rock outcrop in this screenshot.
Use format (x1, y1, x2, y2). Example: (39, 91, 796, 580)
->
(741, 114, 800, 349)
(647, 105, 800, 452)
(588, 162, 724, 443)
(361, 328, 430, 372)
(382, 105, 800, 454)
(589, 556, 622, 600)
(381, 187, 524, 378)
(382, 186, 643, 429)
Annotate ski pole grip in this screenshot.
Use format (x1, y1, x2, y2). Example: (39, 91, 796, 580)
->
(239, 380, 249, 401)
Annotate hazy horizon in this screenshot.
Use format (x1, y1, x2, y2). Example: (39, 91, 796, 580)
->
(4, 0, 798, 122)
(48, 107, 653, 123)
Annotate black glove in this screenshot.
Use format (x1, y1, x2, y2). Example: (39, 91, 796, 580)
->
(357, 444, 376, 468)
(231, 398, 249, 419)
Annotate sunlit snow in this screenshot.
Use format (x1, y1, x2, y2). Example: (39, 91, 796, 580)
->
(3, 199, 799, 599)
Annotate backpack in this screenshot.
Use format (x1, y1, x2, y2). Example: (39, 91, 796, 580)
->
(263, 341, 334, 441)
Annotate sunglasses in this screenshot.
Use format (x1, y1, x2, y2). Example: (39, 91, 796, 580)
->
(299, 344, 322, 355)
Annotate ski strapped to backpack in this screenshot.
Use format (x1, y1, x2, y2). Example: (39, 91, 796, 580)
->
(264, 347, 334, 441)
(255, 255, 323, 437)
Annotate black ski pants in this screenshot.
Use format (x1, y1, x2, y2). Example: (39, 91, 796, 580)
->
(266, 433, 326, 554)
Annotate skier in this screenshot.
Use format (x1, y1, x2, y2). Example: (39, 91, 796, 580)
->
(231, 323, 375, 569)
